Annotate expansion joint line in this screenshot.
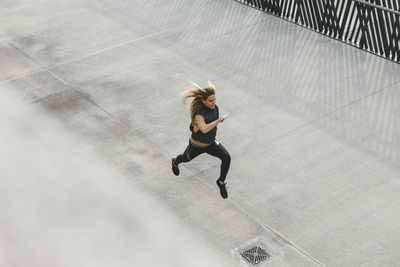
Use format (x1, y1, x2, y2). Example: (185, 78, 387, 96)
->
(0, 30, 168, 85)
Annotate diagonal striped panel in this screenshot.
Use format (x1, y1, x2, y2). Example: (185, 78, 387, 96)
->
(235, 0, 400, 63)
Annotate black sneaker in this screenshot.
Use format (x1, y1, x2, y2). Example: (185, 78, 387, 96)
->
(171, 158, 179, 176)
(216, 179, 228, 199)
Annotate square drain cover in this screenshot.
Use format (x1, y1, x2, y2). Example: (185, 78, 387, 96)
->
(241, 246, 270, 265)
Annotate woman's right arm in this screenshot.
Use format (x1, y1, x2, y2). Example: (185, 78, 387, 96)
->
(195, 114, 223, 134)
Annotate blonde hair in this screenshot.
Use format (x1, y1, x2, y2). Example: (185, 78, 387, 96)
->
(182, 81, 216, 124)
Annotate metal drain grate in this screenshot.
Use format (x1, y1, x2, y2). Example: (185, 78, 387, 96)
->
(241, 246, 270, 265)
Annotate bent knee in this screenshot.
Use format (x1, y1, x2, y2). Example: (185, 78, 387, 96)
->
(221, 152, 231, 163)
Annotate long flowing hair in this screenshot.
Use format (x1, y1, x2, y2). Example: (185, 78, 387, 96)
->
(181, 81, 216, 124)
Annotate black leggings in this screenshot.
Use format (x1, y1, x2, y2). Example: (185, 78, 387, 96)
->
(175, 140, 231, 182)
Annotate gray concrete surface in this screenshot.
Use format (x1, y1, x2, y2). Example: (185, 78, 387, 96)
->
(2, 0, 400, 266)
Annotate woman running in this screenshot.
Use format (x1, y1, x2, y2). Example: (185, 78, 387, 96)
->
(171, 82, 231, 199)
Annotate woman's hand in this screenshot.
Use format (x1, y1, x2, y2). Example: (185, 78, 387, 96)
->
(219, 113, 229, 123)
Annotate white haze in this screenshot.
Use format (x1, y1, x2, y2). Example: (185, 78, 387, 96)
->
(0, 89, 227, 267)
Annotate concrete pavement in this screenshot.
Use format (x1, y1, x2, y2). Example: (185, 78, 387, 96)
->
(2, 0, 400, 266)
